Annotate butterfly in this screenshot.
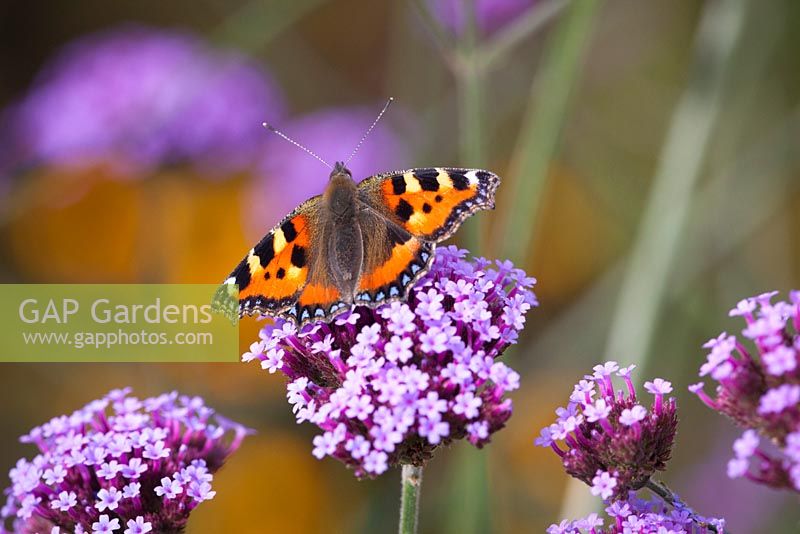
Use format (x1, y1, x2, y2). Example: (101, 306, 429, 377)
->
(213, 104, 499, 326)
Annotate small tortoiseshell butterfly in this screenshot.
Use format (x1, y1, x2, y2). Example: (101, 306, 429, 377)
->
(214, 101, 499, 326)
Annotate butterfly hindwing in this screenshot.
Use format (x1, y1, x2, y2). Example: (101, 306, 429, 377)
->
(357, 167, 499, 242)
(355, 206, 435, 305)
(284, 246, 345, 324)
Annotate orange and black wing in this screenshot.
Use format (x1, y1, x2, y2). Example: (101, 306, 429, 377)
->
(213, 195, 352, 325)
(353, 206, 435, 306)
(357, 167, 499, 242)
(214, 197, 320, 320)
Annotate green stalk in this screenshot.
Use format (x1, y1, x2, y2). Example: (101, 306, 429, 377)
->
(398, 464, 423, 534)
(444, 2, 490, 531)
(558, 0, 751, 520)
(455, 0, 484, 253)
(494, 0, 599, 264)
(455, 62, 485, 252)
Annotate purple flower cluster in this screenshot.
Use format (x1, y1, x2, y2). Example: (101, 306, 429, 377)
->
(243, 246, 537, 476)
(535, 362, 677, 499)
(548, 491, 726, 534)
(1, 388, 249, 534)
(8, 25, 284, 178)
(691, 290, 800, 492)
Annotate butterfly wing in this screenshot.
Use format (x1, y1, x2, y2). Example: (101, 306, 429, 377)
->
(353, 205, 435, 305)
(357, 167, 499, 242)
(282, 218, 348, 324)
(214, 197, 321, 319)
(352, 167, 497, 303)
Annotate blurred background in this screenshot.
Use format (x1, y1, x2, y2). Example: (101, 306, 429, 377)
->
(0, 0, 798, 532)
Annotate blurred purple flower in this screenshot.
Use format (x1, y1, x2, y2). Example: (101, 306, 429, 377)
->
(691, 290, 800, 493)
(0, 388, 249, 533)
(549, 491, 726, 534)
(243, 246, 537, 477)
(248, 106, 409, 234)
(8, 25, 284, 178)
(535, 362, 678, 500)
(429, 0, 537, 36)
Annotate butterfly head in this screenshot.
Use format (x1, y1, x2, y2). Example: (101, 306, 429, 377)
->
(330, 161, 353, 182)
(325, 162, 357, 219)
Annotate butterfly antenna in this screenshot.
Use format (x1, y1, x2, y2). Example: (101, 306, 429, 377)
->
(344, 97, 394, 166)
(262, 122, 332, 170)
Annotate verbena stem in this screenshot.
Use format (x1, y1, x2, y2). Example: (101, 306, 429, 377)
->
(399, 464, 423, 534)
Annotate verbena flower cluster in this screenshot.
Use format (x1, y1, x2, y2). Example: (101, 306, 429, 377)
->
(1, 388, 248, 534)
(547, 491, 726, 534)
(535, 362, 677, 499)
(8, 25, 284, 177)
(244, 246, 537, 477)
(691, 290, 800, 492)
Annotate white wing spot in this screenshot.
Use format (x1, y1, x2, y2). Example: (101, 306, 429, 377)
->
(273, 228, 287, 254)
(246, 250, 261, 274)
(403, 172, 422, 193)
(436, 169, 453, 189)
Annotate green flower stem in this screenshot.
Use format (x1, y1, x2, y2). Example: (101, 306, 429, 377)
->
(399, 464, 423, 534)
(493, 0, 599, 264)
(444, 446, 490, 534)
(558, 0, 750, 521)
(455, 61, 485, 252)
(454, 0, 484, 253)
(446, 2, 490, 529)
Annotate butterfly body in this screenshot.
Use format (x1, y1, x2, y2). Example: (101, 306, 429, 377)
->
(322, 162, 363, 303)
(216, 163, 499, 326)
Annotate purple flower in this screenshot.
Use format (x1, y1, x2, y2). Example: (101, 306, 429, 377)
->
(94, 487, 122, 512)
(153, 477, 183, 500)
(8, 25, 284, 178)
(92, 515, 120, 534)
(121, 483, 140, 499)
(428, 0, 537, 36)
(590, 470, 617, 500)
(123, 516, 152, 534)
(246, 246, 536, 477)
(536, 362, 677, 500)
(1, 388, 249, 533)
(50, 492, 77, 512)
(618, 405, 646, 426)
(453, 391, 482, 419)
(690, 290, 800, 493)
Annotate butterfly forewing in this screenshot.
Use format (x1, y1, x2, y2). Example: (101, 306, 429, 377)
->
(215, 197, 322, 318)
(357, 167, 499, 242)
